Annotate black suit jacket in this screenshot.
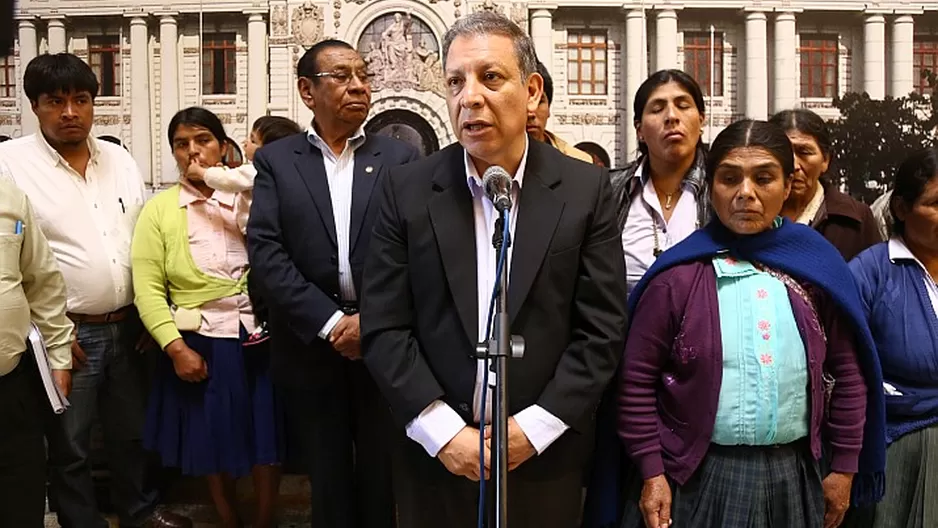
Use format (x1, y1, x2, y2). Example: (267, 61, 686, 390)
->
(360, 140, 627, 476)
(247, 132, 420, 387)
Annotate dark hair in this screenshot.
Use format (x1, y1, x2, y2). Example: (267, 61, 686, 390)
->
(442, 11, 537, 79)
(24, 53, 99, 103)
(705, 119, 795, 185)
(633, 69, 706, 157)
(167, 107, 229, 147)
(297, 39, 355, 79)
(252, 116, 302, 146)
(890, 147, 938, 236)
(536, 60, 553, 105)
(768, 108, 832, 161)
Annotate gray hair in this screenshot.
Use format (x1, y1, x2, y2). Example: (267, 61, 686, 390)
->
(441, 11, 538, 79)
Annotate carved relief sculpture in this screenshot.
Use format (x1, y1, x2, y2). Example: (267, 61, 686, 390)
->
(292, 1, 325, 48)
(272, 5, 288, 36)
(474, 0, 504, 15)
(359, 13, 445, 98)
(510, 3, 527, 31)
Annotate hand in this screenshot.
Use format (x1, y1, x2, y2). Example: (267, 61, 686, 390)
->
(165, 339, 208, 382)
(822, 472, 853, 528)
(485, 417, 537, 471)
(186, 158, 207, 180)
(52, 369, 71, 398)
(70, 338, 87, 371)
(438, 426, 490, 481)
(639, 474, 672, 528)
(330, 314, 361, 360)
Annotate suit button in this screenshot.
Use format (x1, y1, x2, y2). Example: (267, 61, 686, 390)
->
(458, 403, 470, 412)
(330, 254, 338, 264)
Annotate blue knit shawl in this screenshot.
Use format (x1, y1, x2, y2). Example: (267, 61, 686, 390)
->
(628, 218, 886, 506)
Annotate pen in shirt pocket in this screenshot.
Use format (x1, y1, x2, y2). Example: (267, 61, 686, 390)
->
(14, 220, 23, 235)
(118, 197, 126, 214)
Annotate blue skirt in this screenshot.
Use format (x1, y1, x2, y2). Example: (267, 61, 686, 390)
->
(144, 329, 283, 477)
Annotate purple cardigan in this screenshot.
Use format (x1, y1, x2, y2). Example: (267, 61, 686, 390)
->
(617, 260, 867, 485)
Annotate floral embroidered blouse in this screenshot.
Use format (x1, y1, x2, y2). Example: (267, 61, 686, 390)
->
(711, 255, 811, 446)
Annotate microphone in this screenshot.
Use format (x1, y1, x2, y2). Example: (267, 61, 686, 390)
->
(482, 165, 512, 212)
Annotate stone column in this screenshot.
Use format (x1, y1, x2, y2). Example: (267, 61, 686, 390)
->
(530, 8, 554, 65)
(625, 9, 646, 158)
(745, 11, 769, 119)
(864, 14, 886, 99)
(159, 15, 179, 186)
(655, 9, 678, 71)
(890, 15, 914, 97)
(47, 18, 66, 53)
(18, 19, 38, 135)
(773, 12, 797, 112)
(129, 17, 152, 180)
(247, 13, 268, 126)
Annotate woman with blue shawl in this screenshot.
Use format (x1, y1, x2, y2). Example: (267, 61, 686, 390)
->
(849, 147, 938, 528)
(618, 119, 886, 528)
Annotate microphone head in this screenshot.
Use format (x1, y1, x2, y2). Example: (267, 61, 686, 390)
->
(482, 165, 512, 211)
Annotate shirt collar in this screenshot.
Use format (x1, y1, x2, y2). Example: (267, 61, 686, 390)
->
(888, 236, 920, 264)
(464, 137, 529, 193)
(306, 122, 366, 155)
(178, 177, 236, 208)
(36, 131, 101, 168)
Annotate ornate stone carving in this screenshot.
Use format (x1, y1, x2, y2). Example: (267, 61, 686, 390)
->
(510, 3, 527, 30)
(553, 113, 620, 126)
(454, 0, 462, 18)
(183, 47, 200, 54)
(292, 1, 325, 48)
(345, 0, 369, 4)
(334, 0, 342, 28)
(93, 115, 122, 126)
(0, 100, 17, 108)
(569, 99, 609, 106)
(359, 13, 445, 98)
(473, 0, 504, 16)
(272, 5, 288, 36)
(0, 114, 20, 125)
(123, 115, 131, 125)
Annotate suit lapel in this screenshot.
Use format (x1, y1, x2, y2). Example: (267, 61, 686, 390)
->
(294, 141, 337, 247)
(509, 142, 564, 323)
(350, 139, 382, 253)
(428, 146, 478, 344)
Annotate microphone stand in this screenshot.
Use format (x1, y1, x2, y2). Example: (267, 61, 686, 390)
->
(477, 210, 524, 528)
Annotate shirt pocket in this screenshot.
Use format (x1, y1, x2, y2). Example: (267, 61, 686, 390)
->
(0, 234, 23, 282)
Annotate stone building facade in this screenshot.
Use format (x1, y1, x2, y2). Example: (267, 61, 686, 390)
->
(3, 0, 937, 188)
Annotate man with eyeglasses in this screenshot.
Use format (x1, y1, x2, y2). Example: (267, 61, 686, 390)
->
(246, 39, 419, 528)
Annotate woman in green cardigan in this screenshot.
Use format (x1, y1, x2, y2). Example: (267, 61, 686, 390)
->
(131, 107, 281, 528)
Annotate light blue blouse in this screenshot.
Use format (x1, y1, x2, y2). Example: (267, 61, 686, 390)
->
(711, 256, 811, 446)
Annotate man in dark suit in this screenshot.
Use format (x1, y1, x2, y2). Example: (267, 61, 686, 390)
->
(360, 12, 628, 528)
(246, 39, 419, 528)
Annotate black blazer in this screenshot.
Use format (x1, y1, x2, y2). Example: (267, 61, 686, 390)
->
(247, 132, 420, 387)
(360, 140, 628, 475)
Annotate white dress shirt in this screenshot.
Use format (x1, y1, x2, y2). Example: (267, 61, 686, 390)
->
(0, 133, 147, 315)
(889, 237, 938, 312)
(307, 125, 367, 340)
(621, 163, 699, 295)
(405, 140, 570, 458)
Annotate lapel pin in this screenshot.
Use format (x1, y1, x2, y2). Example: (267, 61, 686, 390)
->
(365, 165, 374, 173)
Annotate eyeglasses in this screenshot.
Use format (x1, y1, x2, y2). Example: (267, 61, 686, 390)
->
(311, 70, 375, 85)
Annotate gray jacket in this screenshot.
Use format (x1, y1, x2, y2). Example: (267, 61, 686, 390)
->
(608, 146, 712, 233)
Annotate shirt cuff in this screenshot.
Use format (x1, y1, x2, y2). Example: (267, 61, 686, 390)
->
(513, 404, 570, 455)
(318, 310, 344, 340)
(404, 400, 466, 457)
(46, 344, 72, 371)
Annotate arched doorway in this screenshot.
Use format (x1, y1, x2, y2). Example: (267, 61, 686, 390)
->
(366, 109, 439, 157)
(575, 141, 611, 168)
